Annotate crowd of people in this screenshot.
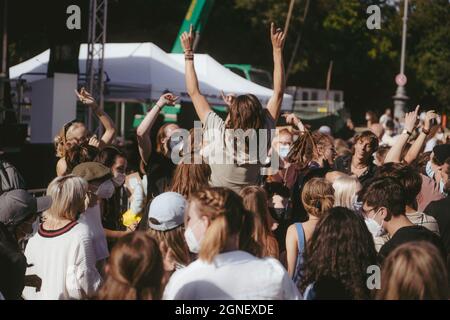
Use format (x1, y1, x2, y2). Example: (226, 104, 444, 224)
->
(0, 23, 449, 300)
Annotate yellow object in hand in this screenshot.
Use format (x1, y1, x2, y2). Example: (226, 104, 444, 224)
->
(122, 209, 142, 227)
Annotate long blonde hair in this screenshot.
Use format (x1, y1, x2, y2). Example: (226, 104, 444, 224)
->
(54, 121, 86, 158)
(332, 176, 361, 209)
(189, 187, 260, 263)
(240, 186, 279, 259)
(301, 178, 334, 218)
(377, 241, 449, 300)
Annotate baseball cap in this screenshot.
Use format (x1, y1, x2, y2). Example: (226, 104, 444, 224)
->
(433, 144, 450, 164)
(148, 192, 187, 231)
(0, 189, 52, 227)
(72, 162, 111, 182)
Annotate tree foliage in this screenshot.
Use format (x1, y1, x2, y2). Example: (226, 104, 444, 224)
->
(6, 0, 450, 122)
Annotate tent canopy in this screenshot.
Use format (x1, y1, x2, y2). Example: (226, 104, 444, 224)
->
(10, 42, 293, 109)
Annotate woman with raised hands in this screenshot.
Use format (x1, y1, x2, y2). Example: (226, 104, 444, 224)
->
(136, 93, 181, 198)
(55, 88, 116, 176)
(180, 23, 286, 193)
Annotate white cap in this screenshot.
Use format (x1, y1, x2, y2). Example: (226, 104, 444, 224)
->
(147, 192, 187, 231)
(318, 125, 332, 135)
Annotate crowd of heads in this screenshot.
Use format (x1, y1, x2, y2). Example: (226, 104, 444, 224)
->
(1, 25, 450, 300)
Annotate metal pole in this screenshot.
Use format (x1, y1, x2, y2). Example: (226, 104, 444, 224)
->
(393, 0, 409, 120)
(400, 0, 408, 76)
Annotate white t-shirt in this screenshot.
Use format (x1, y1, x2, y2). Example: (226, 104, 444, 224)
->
(78, 204, 109, 261)
(202, 111, 275, 193)
(22, 221, 101, 300)
(163, 250, 301, 300)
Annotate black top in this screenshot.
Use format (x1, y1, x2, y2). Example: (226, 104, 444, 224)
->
(291, 162, 330, 223)
(0, 222, 27, 300)
(333, 154, 377, 186)
(378, 225, 447, 263)
(146, 152, 176, 199)
(424, 196, 450, 254)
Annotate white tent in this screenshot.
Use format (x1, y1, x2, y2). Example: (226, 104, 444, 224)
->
(10, 42, 293, 109)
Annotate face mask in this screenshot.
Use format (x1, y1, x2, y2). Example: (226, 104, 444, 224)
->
(184, 227, 201, 254)
(436, 133, 444, 141)
(95, 179, 115, 199)
(365, 214, 386, 238)
(425, 160, 435, 179)
(113, 173, 126, 187)
(279, 145, 290, 158)
(184, 219, 204, 254)
(351, 195, 363, 213)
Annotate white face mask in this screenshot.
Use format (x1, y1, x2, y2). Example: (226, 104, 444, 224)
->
(436, 133, 444, 141)
(365, 213, 386, 238)
(95, 179, 116, 199)
(279, 145, 290, 158)
(184, 220, 204, 254)
(113, 173, 126, 187)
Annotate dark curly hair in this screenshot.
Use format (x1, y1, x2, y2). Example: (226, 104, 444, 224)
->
(299, 207, 378, 299)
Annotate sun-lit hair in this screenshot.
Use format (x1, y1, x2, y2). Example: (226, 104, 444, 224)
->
(45, 175, 88, 221)
(287, 131, 333, 169)
(240, 186, 279, 259)
(301, 178, 334, 218)
(189, 187, 260, 263)
(54, 122, 86, 158)
(96, 232, 164, 300)
(147, 226, 190, 268)
(156, 123, 180, 156)
(377, 241, 449, 300)
(170, 156, 211, 198)
(332, 176, 361, 209)
(226, 94, 265, 131)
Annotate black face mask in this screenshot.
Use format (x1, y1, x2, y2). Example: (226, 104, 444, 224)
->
(269, 207, 291, 223)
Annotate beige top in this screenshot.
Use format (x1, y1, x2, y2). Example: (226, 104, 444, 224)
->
(202, 111, 275, 193)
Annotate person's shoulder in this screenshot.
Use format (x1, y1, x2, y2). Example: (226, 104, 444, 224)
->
(258, 256, 290, 278)
(204, 111, 224, 128)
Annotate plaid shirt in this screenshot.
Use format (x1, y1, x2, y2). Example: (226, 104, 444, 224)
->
(374, 211, 440, 251)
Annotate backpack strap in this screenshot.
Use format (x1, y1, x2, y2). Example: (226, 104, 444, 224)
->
(295, 222, 305, 254)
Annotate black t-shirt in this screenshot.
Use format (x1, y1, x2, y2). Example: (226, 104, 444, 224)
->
(146, 152, 176, 199)
(333, 154, 377, 186)
(424, 196, 450, 254)
(378, 225, 447, 263)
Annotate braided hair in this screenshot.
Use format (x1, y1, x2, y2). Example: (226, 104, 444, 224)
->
(189, 187, 261, 262)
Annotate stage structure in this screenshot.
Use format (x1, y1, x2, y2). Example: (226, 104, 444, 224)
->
(85, 0, 108, 132)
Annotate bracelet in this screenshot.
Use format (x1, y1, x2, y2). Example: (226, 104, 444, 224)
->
(422, 127, 430, 135)
(185, 55, 194, 61)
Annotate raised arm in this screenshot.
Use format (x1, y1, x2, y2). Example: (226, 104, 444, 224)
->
(181, 25, 212, 124)
(266, 23, 286, 122)
(384, 106, 419, 164)
(404, 110, 438, 164)
(75, 88, 116, 146)
(136, 93, 178, 165)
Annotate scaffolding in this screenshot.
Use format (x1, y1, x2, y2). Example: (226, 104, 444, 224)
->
(85, 0, 108, 131)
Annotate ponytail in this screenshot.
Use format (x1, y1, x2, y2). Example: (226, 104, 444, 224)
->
(199, 215, 228, 263)
(239, 209, 261, 258)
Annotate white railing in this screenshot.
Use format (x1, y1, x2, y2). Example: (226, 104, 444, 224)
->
(292, 100, 344, 120)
